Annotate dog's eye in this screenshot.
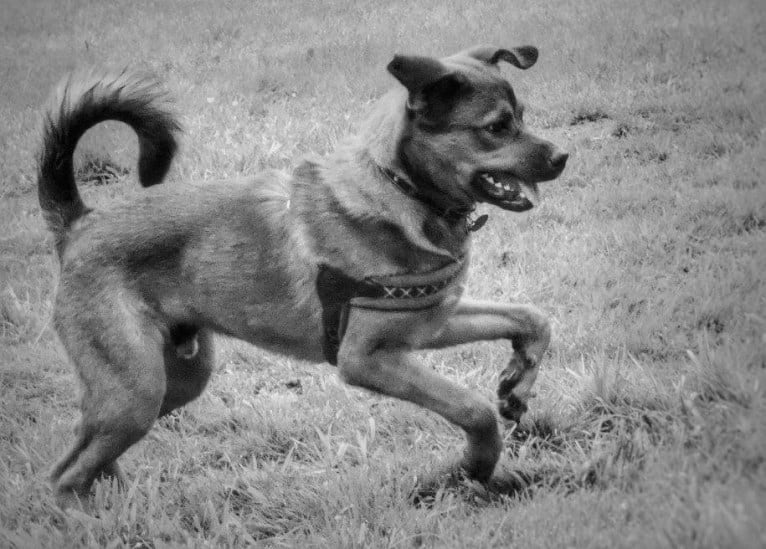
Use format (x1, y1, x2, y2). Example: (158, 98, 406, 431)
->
(485, 119, 510, 134)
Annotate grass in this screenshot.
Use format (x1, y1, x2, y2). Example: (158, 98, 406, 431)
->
(1, 0, 765, 546)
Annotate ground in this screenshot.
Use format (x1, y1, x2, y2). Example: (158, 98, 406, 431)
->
(0, 0, 764, 547)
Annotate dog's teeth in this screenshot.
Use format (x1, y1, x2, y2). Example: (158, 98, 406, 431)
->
(494, 181, 502, 189)
(503, 184, 511, 191)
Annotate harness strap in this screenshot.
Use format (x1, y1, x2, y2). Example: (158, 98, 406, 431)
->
(316, 261, 464, 364)
(316, 265, 383, 364)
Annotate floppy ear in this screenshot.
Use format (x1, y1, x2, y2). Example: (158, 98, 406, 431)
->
(387, 55, 468, 117)
(387, 55, 449, 94)
(462, 45, 539, 69)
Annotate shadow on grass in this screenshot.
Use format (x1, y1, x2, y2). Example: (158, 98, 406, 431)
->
(410, 460, 600, 509)
(412, 400, 681, 508)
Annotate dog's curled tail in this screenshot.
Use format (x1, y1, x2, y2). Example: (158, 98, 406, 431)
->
(37, 68, 181, 256)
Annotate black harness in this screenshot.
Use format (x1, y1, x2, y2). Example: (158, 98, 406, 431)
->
(316, 261, 464, 365)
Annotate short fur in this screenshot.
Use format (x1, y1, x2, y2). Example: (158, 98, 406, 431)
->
(39, 47, 567, 507)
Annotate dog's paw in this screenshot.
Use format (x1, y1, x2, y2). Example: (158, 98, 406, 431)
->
(54, 489, 84, 511)
(485, 461, 536, 498)
(408, 463, 468, 507)
(409, 457, 498, 507)
(410, 460, 534, 507)
(497, 393, 528, 423)
(497, 355, 537, 423)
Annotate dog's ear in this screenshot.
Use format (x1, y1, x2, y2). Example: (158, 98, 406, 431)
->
(462, 45, 539, 70)
(387, 55, 449, 94)
(387, 55, 469, 118)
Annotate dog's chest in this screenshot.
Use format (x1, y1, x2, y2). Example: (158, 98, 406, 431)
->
(316, 259, 467, 363)
(421, 216, 472, 258)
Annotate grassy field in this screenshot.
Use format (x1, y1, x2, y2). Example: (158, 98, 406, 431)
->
(1, 0, 765, 546)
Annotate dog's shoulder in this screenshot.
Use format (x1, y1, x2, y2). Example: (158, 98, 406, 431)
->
(288, 154, 467, 279)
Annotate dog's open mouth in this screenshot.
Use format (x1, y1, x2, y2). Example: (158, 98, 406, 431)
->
(473, 172, 539, 212)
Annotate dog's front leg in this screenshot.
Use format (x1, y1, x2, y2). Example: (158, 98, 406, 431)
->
(426, 299, 551, 423)
(337, 314, 502, 482)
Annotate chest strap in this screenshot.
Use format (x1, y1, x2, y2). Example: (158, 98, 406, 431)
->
(316, 261, 464, 364)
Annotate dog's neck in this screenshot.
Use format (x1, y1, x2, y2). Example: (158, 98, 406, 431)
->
(290, 159, 471, 278)
(378, 165, 487, 232)
(289, 89, 479, 278)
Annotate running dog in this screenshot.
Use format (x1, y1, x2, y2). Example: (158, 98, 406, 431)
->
(38, 45, 567, 507)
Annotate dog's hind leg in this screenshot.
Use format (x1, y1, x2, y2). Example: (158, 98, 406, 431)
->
(50, 294, 167, 508)
(159, 327, 215, 416)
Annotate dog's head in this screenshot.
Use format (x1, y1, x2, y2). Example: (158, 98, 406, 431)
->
(387, 45, 568, 213)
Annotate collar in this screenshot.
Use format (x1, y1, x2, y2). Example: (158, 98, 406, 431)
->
(379, 166, 488, 232)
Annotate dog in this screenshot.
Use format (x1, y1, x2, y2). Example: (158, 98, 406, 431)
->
(38, 45, 567, 507)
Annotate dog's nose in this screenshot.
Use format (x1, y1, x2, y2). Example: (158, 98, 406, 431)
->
(550, 150, 569, 171)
